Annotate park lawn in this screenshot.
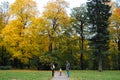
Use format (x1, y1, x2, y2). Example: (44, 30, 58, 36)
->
(0, 70, 52, 80)
(70, 70, 120, 80)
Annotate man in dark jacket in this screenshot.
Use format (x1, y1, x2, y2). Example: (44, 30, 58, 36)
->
(66, 61, 70, 78)
(50, 62, 55, 77)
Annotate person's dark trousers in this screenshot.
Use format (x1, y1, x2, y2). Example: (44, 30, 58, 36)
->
(52, 69, 54, 77)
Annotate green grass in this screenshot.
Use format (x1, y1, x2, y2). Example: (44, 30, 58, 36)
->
(70, 70, 120, 80)
(1, 70, 120, 80)
(0, 70, 52, 80)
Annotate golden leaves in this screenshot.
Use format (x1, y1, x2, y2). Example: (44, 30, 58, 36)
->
(109, 7, 120, 55)
(43, 0, 70, 26)
(109, 40, 118, 55)
(109, 8, 120, 24)
(1, 0, 41, 64)
(10, 0, 38, 20)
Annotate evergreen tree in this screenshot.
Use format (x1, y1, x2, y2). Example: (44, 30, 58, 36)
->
(87, 0, 111, 71)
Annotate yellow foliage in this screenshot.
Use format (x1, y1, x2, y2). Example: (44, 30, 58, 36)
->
(10, 0, 38, 17)
(13, 51, 22, 59)
(42, 0, 71, 52)
(109, 8, 120, 34)
(1, 0, 41, 64)
(43, 0, 70, 27)
(110, 8, 120, 22)
(109, 40, 118, 55)
(109, 7, 120, 55)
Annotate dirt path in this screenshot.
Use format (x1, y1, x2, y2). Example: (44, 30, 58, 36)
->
(51, 71, 70, 80)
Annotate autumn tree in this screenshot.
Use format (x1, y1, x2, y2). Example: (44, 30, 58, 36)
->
(2, 0, 39, 68)
(42, 0, 70, 60)
(109, 8, 120, 69)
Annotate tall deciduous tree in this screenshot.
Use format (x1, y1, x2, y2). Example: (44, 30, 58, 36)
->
(71, 4, 88, 70)
(42, 0, 70, 53)
(109, 8, 120, 69)
(87, 0, 111, 71)
(2, 0, 38, 68)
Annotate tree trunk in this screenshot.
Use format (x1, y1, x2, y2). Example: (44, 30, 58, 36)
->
(118, 39, 120, 70)
(98, 49, 102, 72)
(48, 33, 53, 52)
(27, 58, 30, 69)
(49, 41, 53, 52)
(20, 62, 24, 69)
(80, 24, 84, 70)
(93, 52, 97, 70)
(13, 58, 19, 68)
(1, 46, 5, 66)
